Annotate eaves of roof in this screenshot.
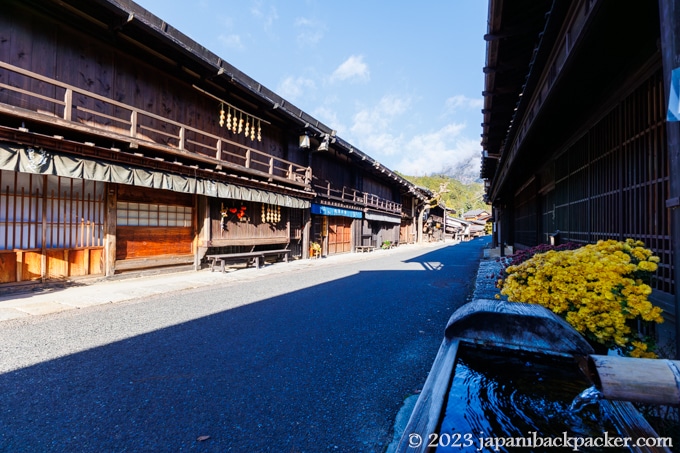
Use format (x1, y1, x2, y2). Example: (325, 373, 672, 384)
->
(31, 0, 426, 199)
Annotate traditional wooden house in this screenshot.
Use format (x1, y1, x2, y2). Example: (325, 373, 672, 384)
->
(480, 0, 679, 352)
(0, 0, 425, 287)
(462, 209, 491, 222)
(307, 135, 426, 255)
(445, 217, 471, 242)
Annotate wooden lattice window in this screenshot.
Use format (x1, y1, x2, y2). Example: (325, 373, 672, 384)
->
(0, 171, 104, 250)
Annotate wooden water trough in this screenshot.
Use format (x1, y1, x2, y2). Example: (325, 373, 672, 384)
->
(393, 299, 672, 453)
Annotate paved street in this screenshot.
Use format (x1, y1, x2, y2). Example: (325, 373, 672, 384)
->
(0, 238, 488, 452)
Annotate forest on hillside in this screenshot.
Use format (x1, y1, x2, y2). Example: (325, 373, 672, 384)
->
(399, 174, 488, 216)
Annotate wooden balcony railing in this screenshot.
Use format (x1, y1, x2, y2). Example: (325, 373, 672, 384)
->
(0, 61, 311, 188)
(313, 182, 402, 214)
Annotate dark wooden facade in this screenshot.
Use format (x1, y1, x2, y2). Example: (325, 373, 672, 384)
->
(481, 0, 679, 353)
(0, 0, 426, 286)
(308, 142, 420, 255)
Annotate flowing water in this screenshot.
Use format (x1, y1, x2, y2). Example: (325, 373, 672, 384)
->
(435, 347, 624, 452)
(569, 385, 604, 414)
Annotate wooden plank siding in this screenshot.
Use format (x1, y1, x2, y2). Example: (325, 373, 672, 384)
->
(207, 199, 290, 248)
(327, 217, 352, 254)
(513, 69, 672, 295)
(0, 2, 311, 189)
(311, 152, 402, 215)
(116, 226, 193, 260)
(115, 185, 195, 263)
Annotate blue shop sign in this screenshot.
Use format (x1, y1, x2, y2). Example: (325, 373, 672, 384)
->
(311, 203, 363, 218)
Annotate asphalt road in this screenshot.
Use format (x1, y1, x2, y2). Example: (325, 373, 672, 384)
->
(0, 238, 488, 452)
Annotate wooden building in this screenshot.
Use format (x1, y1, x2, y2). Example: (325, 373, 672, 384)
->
(480, 0, 680, 352)
(0, 0, 425, 288)
(307, 135, 425, 255)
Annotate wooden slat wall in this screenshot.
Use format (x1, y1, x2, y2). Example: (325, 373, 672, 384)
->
(0, 170, 105, 282)
(519, 69, 672, 295)
(1, 1, 306, 181)
(514, 180, 538, 247)
(209, 199, 289, 247)
(114, 185, 194, 261)
(116, 226, 193, 259)
(313, 153, 354, 189)
(363, 176, 395, 202)
(328, 217, 352, 254)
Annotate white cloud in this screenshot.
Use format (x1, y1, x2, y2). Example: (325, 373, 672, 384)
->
(348, 95, 412, 156)
(295, 17, 324, 47)
(276, 76, 316, 102)
(445, 95, 483, 114)
(395, 123, 481, 177)
(330, 55, 370, 83)
(350, 94, 410, 142)
(312, 105, 346, 134)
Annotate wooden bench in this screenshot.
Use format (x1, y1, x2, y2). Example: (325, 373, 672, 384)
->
(207, 249, 290, 273)
(355, 245, 374, 253)
(260, 249, 290, 263)
(207, 252, 264, 273)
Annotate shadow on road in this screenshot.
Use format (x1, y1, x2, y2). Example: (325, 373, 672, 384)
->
(0, 237, 489, 452)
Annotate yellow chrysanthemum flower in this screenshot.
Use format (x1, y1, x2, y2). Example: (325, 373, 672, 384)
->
(499, 239, 663, 357)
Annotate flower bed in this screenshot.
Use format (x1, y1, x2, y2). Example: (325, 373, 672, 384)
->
(498, 239, 664, 358)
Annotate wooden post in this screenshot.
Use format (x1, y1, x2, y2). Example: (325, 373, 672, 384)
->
(63, 88, 72, 121)
(302, 208, 311, 259)
(41, 175, 47, 282)
(104, 184, 117, 276)
(216, 139, 222, 162)
(588, 355, 680, 406)
(657, 0, 680, 359)
(130, 111, 137, 138)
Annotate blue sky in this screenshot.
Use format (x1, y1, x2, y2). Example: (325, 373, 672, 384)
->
(134, 0, 488, 180)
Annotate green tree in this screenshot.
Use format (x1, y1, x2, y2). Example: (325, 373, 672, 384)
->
(398, 173, 487, 216)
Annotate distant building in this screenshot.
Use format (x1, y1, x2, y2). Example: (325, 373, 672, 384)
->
(462, 209, 491, 222)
